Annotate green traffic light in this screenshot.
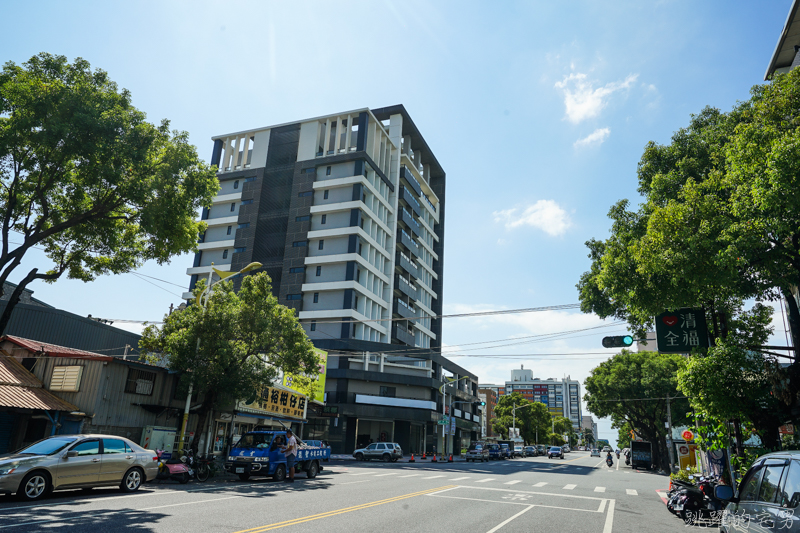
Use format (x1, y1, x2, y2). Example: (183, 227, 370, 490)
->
(622, 335, 633, 346)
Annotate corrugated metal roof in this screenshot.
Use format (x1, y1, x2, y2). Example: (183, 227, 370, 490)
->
(2, 335, 112, 361)
(0, 357, 77, 412)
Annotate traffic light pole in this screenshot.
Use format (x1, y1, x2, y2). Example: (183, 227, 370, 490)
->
(666, 394, 675, 473)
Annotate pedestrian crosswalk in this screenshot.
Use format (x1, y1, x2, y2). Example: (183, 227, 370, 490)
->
(341, 470, 648, 496)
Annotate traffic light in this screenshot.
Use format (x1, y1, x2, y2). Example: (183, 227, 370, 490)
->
(602, 335, 634, 348)
(474, 401, 486, 407)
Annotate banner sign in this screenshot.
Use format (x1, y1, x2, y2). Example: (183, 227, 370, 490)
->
(238, 386, 307, 420)
(655, 308, 709, 353)
(282, 348, 327, 404)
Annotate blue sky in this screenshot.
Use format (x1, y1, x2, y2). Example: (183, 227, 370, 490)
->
(1, 0, 793, 447)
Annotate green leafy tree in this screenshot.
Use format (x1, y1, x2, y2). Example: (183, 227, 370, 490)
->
(613, 417, 633, 449)
(140, 273, 319, 453)
(584, 350, 689, 471)
(0, 53, 218, 334)
(491, 393, 552, 444)
(581, 427, 596, 447)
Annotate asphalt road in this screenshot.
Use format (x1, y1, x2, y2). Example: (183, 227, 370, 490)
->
(0, 452, 684, 532)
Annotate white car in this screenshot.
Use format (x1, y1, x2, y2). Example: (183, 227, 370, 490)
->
(590, 448, 601, 457)
(602, 446, 612, 453)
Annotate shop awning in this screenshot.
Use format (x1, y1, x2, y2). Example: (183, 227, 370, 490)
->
(0, 356, 77, 412)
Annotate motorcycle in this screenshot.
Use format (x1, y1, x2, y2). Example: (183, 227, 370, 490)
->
(624, 451, 630, 466)
(156, 449, 190, 484)
(606, 455, 613, 467)
(667, 475, 723, 525)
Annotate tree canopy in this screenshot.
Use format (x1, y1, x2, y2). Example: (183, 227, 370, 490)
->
(491, 392, 552, 444)
(0, 53, 218, 334)
(584, 350, 689, 470)
(140, 272, 319, 452)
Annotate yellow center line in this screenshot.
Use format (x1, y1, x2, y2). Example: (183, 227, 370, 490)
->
(232, 485, 456, 533)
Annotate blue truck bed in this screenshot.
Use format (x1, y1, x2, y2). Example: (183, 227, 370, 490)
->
(225, 431, 331, 481)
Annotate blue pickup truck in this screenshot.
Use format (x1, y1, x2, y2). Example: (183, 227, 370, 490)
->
(225, 431, 331, 481)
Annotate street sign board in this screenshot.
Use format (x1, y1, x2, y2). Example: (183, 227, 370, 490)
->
(655, 308, 709, 353)
(438, 415, 449, 425)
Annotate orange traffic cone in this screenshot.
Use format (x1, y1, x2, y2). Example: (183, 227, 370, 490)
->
(432, 454, 438, 462)
(410, 453, 415, 463)
(421, 452, 427, 460)
(448, 454, 453, 463)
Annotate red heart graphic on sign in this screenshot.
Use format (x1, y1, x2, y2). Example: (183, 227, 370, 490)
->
(662, 316, 678, 326)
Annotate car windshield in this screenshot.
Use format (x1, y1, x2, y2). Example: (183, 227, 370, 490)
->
(235, 433, 273, 449)
(17, 437, 78, 456)
(550, 447, 560, 451)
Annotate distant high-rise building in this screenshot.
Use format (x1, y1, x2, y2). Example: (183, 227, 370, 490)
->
(487, 366, 582, 428)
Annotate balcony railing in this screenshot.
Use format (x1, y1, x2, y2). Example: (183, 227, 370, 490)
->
(399, 208, 421, 237)
(400, 166, 423, 197)
(392, 324, 416, 346)
(399, 229, 421, 259)
(395, 274, 419, 301)
(400, 186, 421, 217)
(393, 299, 416, 320)
(395, 250, 419, 279)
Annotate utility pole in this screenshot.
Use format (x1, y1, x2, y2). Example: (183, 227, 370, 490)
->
(666, 394, 675, 473)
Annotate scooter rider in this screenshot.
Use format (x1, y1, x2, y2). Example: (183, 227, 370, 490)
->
(615, 448, 620, 459)
(606, 451, 614, 467)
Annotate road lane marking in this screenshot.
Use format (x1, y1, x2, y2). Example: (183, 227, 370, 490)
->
(533, 482, 547, 487)
(616, 459, 620, 471)
(231, 485, 456, 533)
(373, 473, 397, 477)
(594, 487, 606, 493)
(450, 477, 470, 481)
(504, 480, 521, 485)
(593, 459, 606, 468)
(603, 499, 616, 533)
(349, 472, 374, 476)
(140, 496, 241, 511)
(339, 480, 370, 485)
(421, 475, 445, 479)
(485, 505, 534, 533)
(563, 484, 576, 490)
(398, 474, 421, 478)
(475, 478, 495, 483)
(626, 489, 638, 495)
(598, 499, 607, 513)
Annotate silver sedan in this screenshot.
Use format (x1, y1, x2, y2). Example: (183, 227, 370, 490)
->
(0, 434, 159, 501)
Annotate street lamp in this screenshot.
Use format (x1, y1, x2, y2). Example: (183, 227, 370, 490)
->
(439, 376, 470, 455)
(178, 261, 262, 451)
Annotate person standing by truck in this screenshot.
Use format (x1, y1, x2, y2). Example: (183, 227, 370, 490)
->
(281, 429, 298, 483)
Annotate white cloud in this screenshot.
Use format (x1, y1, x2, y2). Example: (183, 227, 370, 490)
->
(574, 127, 611, 149)
(555, 72, 638, 123)
(493, 200, 572, 237)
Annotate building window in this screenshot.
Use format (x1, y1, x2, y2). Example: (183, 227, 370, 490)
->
(310, 321, 316, 331)
(324, 190, 329, 200)
(292, 241, 307, 247)
(234, 180, 239, 189)
(234, 247, 246, 253)
(316, 266, 321, 277)
(326, 166, 331, 176)
(241, 199, 253, 205)
(321, 214, 327, 225)
(49, 366, 83, 392)
(313, 292, 319, 303)
(318, 240, 324, 250)
(244, 176, 257, 182)
(124, 368, 156, 395)
(380, 386, 396, 397)
(230, 202, 236, 212)
(237, 223, 250, 229)
(302, 168, 315, 174)
(289, 267, 305, 274)
(227, 226, 232, 235)
(295, 215, 310, 222)
(286, 294, 302, 301)
(222, 250, 228, 259)
(298, 191, 313, 197)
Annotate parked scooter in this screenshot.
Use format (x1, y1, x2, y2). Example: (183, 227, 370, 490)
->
(156, 449, 190, 484)
(667, 475, 723, 524)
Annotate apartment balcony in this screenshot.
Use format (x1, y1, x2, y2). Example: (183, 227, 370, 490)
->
(393, 299, 417, 320)
(395, 251, 419, 279)
(398, 208, 421, 237)
(400, 166, 423, 197)
(392, 324, 416, 346)
(399, 229, 421, 259)
(394, 274, 419, 301)
(399, 186, 421, 217)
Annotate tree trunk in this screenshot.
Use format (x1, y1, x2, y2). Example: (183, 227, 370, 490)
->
(191, 392, 216, 456)
(0, 268, 40, 337)
(732, 419, 745, 457)
(781, 287, 800, 364)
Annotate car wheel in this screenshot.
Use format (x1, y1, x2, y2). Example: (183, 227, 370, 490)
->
(307, 461, 318, 479)
(273, 464, 286, 482)
(382, 454, 391, 463)
(19, 471, 50, 501)
(120, 468, 143, 493)
(355, 453, 364, 461)
(238, 473, 250, 481)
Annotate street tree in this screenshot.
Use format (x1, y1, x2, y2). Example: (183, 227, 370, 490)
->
(584, 350, 689, 471)
(0, 53, 218, 334)
(140, 272, 319, 453)
(581, 427, 596, 447)
(491, 393, 552, 444)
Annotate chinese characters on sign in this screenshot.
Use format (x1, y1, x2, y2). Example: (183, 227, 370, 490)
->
(237, 386, 307, 420)
(655, 308, 709, 353)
